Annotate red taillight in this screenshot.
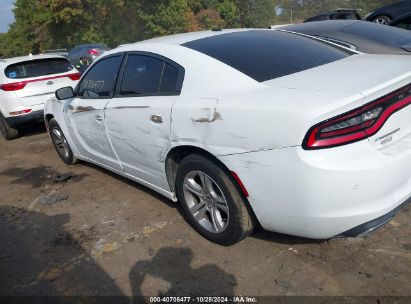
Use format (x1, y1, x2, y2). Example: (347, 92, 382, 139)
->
(9, 109, 32, 116)
(68, 73, 81, 81)
(0, 82, 27, 91)
(0, 73, 80, 91)
(87, 49, 100, 56)
(303, 83, 411, 150)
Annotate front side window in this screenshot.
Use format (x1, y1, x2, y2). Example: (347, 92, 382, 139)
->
(120, 54, 181, 96)
(78, 56, 122, 98)
(5, 58, 74, 79)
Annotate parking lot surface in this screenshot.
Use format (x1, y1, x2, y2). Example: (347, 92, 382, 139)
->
(0, 124, 410, 297)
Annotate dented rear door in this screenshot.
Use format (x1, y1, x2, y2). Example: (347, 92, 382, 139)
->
(104, 52, 184, 190)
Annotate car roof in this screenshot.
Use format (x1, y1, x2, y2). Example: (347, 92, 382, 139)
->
(0, 54, 67, 65)
(117, 28, 252, 49)
(83, 44, 107, 47)
(335, 8, 358, 12)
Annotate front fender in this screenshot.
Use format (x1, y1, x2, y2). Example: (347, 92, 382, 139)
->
(44, 97, 81, 157)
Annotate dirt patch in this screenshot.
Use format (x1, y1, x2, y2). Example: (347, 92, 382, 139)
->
(1, 165, 87, 188)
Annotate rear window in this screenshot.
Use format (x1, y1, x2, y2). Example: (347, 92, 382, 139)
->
(183, 30, 351, 82)
(342, 22, 411, 46)
(5, 58, 74, 79)
(306, 15, 329, 22)
(86, 44, 109, 50)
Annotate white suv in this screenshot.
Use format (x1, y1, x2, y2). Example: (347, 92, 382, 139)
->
(0, 54, 80, 140)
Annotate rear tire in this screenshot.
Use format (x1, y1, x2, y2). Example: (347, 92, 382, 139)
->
(48, 118, 77, 165)
(176, 154, 254, 245)
(372, 15, 391, 24)
(0, 113, 19, 140)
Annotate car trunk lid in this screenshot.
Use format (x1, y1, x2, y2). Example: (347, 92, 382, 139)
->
(11, 73, 79, 107)
(264, 54, 411, 150)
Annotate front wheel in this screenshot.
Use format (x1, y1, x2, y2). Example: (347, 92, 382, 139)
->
(48, 119, 77, 165)
(176, 154, 254, 245)
(372, 15, 391, 24)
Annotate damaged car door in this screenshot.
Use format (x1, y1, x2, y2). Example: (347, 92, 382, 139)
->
(65, 54, 124, 171)
(104, 52, 184, 189)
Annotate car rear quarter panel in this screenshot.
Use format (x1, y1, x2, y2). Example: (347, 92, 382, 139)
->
(168, 52, 411, 157)
(171, 87, 366, 156)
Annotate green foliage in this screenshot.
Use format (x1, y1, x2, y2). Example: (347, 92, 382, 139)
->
(217, 0, 241, 27)
(0, 0, 401, 58)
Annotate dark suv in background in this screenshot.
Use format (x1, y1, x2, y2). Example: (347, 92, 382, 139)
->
(390, 12, 411, 30)
(304, 9, 362, 23)
(67, 44, 109, 68)
(365, 0, 411, 24)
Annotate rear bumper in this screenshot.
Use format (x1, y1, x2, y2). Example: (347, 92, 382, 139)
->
(338, 198, 410, 237)
(5, 110, 44, 127)
(219, 139, 411, 239)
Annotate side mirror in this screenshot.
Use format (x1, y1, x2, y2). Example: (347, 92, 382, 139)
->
(55, 86, 75, 100)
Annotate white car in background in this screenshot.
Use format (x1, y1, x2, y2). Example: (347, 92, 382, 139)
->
(0, 55, 80, 140)
(45, 29, 411, 245)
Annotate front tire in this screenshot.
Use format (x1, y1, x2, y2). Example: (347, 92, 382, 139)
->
(0, 112, 19, 140)
(48, 119, 77, 165)
(176, 154, 254, 245)
(372, 15, 391, 24)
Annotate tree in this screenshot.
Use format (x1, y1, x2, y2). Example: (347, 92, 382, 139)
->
(138, 0, 199, 37)
(217, 0, 241, 27)
(235, 0, 277, 27)
(1, 0, 398, 58)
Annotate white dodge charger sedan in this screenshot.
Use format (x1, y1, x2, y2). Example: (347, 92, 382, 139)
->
(44, 29, 411, 245)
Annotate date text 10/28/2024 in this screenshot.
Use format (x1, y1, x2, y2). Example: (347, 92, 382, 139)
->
(149, 297, 258, 303)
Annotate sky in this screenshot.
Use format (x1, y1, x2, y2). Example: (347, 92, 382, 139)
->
(0, 0, 15, 33)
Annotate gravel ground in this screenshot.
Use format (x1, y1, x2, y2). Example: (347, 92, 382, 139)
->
(0, 123, 410, 298)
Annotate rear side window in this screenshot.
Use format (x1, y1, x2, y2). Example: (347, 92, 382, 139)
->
(183, 30, 350, 82)
(119, 54, 182, 96)
(160, 63, 180, 92)
(5, 58, 74, 79)
(78, 55, 122, 98)
(86, 44, 109, 50)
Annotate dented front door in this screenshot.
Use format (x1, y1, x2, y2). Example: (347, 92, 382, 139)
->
(65, 54, 124, 171)
(66, 97, 121, 171)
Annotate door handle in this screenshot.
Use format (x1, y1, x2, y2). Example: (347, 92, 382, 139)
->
(150, 115, 163, 123)
(95, 114, 103, 121)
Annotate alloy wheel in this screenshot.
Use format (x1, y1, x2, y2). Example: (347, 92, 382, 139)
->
(183, 171, 230, 233)
(374, 17, 388, 25)
(51, 127, 70, 159)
